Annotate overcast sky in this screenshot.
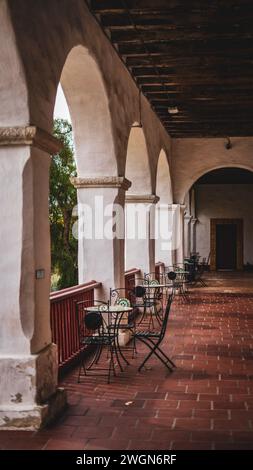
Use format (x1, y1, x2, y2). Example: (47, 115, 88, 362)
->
(54, 84, 71, 121)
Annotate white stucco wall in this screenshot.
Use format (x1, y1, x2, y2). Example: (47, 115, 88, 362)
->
(195, 184, 253, 264)
(172, 138, 253, 203)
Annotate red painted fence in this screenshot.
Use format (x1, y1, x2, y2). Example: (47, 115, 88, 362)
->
(125, 268, 141, 291)
(155, 262, 165, 280)
(50, 281, 101, 371)
(50, 271, 141, 373)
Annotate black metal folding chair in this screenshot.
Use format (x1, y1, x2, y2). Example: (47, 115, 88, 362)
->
(75, 299, 116, 384)
(167, 270, 189, 302)
(193, 262, 207, 287)
(134, 294, 176, 372)
(109, 287, 138, 359)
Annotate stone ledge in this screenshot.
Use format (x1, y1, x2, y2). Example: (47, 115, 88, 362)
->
(70, 176, 132, 190)
(0, 126, 63, 154)
(0, 387, 67, 431)
(125, 194, 159, 204)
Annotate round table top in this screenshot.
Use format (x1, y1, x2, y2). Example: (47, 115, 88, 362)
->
(85, 305, 133, 313)
(142, 283, 173, 288)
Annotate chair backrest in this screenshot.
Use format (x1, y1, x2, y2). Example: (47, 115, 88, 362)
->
(167, 271, 177, 281)
(160, 294, 173, 341)
(133, 285, 146, 298)
(84, 311, 103, 331)
(75, 299, 108, 339)
(144, 272, 165, 284)
(110, 287, 135, 306)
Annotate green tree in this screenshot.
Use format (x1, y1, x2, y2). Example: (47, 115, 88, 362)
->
(50, 118, 78, 290)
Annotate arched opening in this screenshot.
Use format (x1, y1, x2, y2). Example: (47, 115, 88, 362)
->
(125, 126, 153, 274)
(125, 126, 152, 194)
(52, 45, 121, 292)
(60, 45, 117, 177)
(50, 85, 77, 290)
(155, 150, 173, 268)
(187, 167, 253, 271)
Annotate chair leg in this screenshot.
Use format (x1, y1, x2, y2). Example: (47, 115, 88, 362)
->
(145, 337, 176, 368)
(78, 350, 87, 383)
(136, 337, 174, 372)
(131, 330, 138, 358)
(108, 344, 117, 383)
(155, 344, 177, 368)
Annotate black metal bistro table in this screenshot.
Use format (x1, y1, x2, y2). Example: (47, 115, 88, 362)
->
(86, 304, 133, 372)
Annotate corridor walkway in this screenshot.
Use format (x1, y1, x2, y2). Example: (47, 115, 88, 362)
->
(1, 292, 253, 450)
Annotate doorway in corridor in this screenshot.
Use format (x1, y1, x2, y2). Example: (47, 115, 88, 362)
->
(216, 223, 237, 270)
(210, 218, 243, 270)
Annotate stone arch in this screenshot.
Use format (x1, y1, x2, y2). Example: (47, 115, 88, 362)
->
(0, 0, 29, 126)
(59, 45, 117, 176)
(155, 149, 173, 266)
(155, 149, 173, 204)
(125, 125, 152, 194)
(183, 163, 253, 203)
(190, 166, 253, 269)
(124, 125, 153, 274)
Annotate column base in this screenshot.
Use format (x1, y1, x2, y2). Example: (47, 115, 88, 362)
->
(0, 343, 67, 430)
(118, 330, 131, 346)
(0, 387, 67, 431)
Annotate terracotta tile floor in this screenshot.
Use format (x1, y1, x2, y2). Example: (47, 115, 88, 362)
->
(1, 292, 253, 450)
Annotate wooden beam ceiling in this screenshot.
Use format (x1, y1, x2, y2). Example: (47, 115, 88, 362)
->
(88, 0, 253, 137)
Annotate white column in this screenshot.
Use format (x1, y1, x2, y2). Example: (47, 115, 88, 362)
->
(0, 126, 66, 430)
(190, 218, 198, 254)
(155, 203, 174, 268)
(184, 214, 192, 258)
(125, 194, 159, 277)
(169, 204, 185, 265)
(71, 177, 131, 298)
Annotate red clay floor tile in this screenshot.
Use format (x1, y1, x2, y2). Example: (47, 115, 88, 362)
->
(1, 293, 253, 450)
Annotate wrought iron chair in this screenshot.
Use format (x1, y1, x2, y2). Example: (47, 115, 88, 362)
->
(144, 271, 165, 283)
(134, 294, 176, 372)
(109, 287, 138, 360)
(75, 299, 116, 384)
(192, 261, 207, 287)
(132, 281, 163, 328)
(168, 268, 190, 302)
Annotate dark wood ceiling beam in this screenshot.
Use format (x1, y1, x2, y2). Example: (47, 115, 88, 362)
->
(162, 126, 253, 132)
(137, 77, 253, 86)
(150, 98, 253, 106)
(88, 0, 253, 138)
(169, 132, 253, 137)
(100, 12, 253, 28)
(111, 29, 253, 43)
(148, 95, 253, 103)
(118, 39, 253, 56)
(126, 56, 253, 66)
(142, 85, 253, 93)
(163, 118, 253, 123)
(156, 110, 253, 118)
(91, 0, 253, 13)
(165, 121, 253, 126)
(132, 65, 253, 75)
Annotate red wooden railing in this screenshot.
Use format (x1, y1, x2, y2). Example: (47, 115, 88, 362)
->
(125, 268, 141, 290)
(155, 262, 165, 280)
(50, 271, 141, 374)
(50, 281, 101, 371)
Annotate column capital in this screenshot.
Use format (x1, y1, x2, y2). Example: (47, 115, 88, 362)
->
(125, 194, 159, 204)
(184, 214, 193, 222)
(168, 203, 185, 211)
(0, 126, 63, 154)
(70, 176, 132, 190)
(191, 217, 198, 224)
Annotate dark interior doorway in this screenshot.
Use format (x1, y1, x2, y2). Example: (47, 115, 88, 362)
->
(216, 224, 237, 270)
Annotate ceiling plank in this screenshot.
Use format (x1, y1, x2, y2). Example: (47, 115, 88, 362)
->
(88, 0, 253, 137)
